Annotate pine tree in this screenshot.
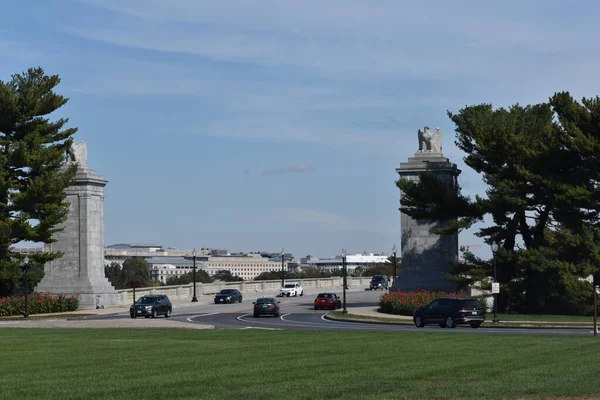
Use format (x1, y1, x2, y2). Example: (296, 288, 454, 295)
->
(0, 67, 77, 296)
(397, 94, 600, 314)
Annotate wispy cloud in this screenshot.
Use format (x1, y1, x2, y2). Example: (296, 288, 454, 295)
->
(272, 208, 396, 235)
(67, 0, 600, 86)
(0, 39, 46, 62)
(262, 164, 313, 176)
(274, 208, 355, 228)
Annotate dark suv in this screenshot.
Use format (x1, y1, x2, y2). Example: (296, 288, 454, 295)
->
(130, 295, 172, 318)
(369, 275, 389, 290)
(413, 297, 485, 328)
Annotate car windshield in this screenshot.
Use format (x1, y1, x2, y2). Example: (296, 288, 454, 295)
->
(317, 293, 332, 298)
(136, 296, 158, 304)
(256, 298, 276, 304)
(219, 290, 234, 294)
(372, 276, 384, 281)
(284, 284, 295, 288)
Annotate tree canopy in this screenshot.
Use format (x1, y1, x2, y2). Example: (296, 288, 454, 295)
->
(0, 67, 77, 296)
(212, 269, 243, 282)
(104, 259, 152, 289)
(165, 269, 212, 285)
(397, 92, 600, 314)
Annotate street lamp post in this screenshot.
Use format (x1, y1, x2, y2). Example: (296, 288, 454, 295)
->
(491, 242, 499, 324)
(392, 245, 397, 288)
(191, 248, 198, 302)
(281, 248, 285, 289)
(342, 249, 347, 314)
(594, 271, 600, 336)
(22, 256, 29, 318)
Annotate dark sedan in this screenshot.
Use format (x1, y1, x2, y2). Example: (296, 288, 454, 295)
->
(413, 297, 486, 328)
(253, 297, 280, 317)
(313, 293, 342, 310)
(214, 289, 243, 304)
(130, 295, 172, 318)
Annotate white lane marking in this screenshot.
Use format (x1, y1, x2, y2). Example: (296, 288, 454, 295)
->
(240, 326, 282, 330)
(237, 314, 252, 321)
(186, 312, 220, 322)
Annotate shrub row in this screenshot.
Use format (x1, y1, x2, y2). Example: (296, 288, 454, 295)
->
(0, 293, 79, 316)
(379, 290, 469, 316)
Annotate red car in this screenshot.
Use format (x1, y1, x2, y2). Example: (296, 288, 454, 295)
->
(314, 293, 342, 310)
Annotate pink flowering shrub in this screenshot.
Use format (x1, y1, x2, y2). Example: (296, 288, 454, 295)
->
(379, 290, 468, 316)
(0, 293, 79, 316)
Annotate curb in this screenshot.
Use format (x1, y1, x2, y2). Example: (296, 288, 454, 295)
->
(323, 314, 413, 326)
(324, 313, 595, 330)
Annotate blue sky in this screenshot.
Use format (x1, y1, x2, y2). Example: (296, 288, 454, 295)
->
(3, 0, 600, 260)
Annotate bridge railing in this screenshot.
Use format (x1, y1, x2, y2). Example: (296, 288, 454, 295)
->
(116, 276, 374, 305)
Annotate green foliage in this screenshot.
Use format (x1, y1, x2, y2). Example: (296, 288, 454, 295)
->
(361, 263, 394, 277)
(0, 67, 78, 296)
(397, 173, 482, 235)
(212, 269, 243, 282)
(253, 271, 283, 281)
(253, 268, 343, 281)
(104, 259, 151, 289)
(104, 262, 122, 288)
(398, 92, 600, 314)
(166, 269, 212, 285)
(122, 258, 151, 287)
(0, 292, 79, 316)
(294, 267, 333, 278)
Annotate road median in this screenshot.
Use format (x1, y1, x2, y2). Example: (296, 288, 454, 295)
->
(326, 308, 598, 329)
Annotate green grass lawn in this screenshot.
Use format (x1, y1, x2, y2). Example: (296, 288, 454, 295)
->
(496, 313, 594, 323)
(0, 329, 599, 400)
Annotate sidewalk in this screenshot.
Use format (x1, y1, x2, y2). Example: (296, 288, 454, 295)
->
(345, 307, 412, 321)
(0, 299, 215, 329)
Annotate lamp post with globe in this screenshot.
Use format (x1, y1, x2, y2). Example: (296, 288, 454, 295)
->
(491, 242, 499, 324)
(342, 249, 348, 314)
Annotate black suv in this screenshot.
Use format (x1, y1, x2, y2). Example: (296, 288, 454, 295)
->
(413, 297, 485, 328)
(214, 289, 243, 304)
(130, 295, 172, 319)
(369, 275, 389, 290)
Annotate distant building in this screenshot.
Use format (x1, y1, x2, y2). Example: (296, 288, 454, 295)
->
(11, 243, 294, 282)
(300, 252, 391, 274)
(147, 253, 289, 283)
(103, 244, 292, 283)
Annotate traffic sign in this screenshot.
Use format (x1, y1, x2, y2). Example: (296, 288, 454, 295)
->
(492, 282, 500, 294)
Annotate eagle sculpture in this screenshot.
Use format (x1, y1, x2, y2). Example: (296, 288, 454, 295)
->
(417, 126, 442, 153)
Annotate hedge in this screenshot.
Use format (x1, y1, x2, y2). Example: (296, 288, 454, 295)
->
(379, 290, 470, 316)
(0, 293, 79, 316)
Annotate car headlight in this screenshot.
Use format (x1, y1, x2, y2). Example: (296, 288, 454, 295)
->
(145, 306, 152, 310)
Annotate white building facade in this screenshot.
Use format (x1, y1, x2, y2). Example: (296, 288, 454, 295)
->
(300, 253, 391, 273)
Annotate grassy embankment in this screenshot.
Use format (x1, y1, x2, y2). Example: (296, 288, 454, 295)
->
(0, 329, 599, 400)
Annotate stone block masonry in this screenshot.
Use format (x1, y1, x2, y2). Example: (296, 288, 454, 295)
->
(35, 143, 118, 309)
(393, 129, 462, 293)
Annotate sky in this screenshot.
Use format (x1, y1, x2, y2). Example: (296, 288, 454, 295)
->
(3, 0, 600, 260)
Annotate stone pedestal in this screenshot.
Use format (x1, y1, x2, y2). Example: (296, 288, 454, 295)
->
(393, 151, 461, 292)
(35, 166, 118, 309)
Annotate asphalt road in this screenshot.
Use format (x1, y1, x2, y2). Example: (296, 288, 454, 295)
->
(86, 289, 597, 336)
